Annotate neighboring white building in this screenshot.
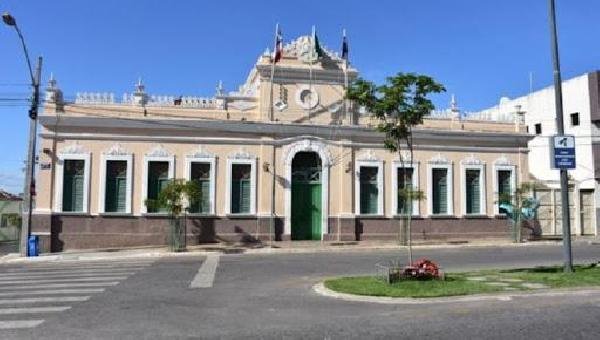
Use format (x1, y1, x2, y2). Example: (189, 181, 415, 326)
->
(472, 71, 600, 237)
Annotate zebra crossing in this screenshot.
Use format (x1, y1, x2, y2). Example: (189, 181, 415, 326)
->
(0, 258, 155, 330)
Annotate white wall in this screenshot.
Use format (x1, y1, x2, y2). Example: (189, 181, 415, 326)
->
(473, 73, 595, 189)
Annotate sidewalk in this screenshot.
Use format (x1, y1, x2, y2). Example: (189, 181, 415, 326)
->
(2, 238, 596, 264)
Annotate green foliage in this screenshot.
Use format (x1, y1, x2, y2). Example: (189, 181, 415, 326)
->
(346, 73, 446, 155)
(144, 179, 201, 217)
(6, 213, 21, 228)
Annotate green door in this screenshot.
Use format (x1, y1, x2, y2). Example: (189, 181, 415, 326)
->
(291, 180, 322, 240)
(291, 152, 323, 241)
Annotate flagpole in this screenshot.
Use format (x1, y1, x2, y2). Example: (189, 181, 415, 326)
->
(269, 23, 279, 122)
(268, 23, 279, 249)
(308, 25, 315, 124)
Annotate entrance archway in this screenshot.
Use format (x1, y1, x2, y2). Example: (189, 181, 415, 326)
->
(291, 152, 322, 240)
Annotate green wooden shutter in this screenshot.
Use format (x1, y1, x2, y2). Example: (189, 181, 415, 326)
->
(397, 168, 413, 214)
(360, 167, 378, 214)
(231, 164, 251, 214)
(105, 160, 127, 213)
(466, 169, 480, 214)
(498, 170, 512, 214)
(62, 160, 85, 212)
(432, 168, 447, 214)
(147, 161, 169, 213)
(190, 163, 211, 214)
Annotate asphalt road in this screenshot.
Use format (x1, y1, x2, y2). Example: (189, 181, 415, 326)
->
(1, 243, 599, 339)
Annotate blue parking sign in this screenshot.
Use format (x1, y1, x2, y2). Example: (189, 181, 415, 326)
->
(551, 135, 576, 169)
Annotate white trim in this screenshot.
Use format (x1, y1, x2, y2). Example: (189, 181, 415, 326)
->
(460, 161, 486, 216)
(493, 164, 516, 214)
(54, 152, 91, 213)
(141, 150, 175, 214)
(185, 152, 217, 215)
(427, 158, 453, 216)
(283, 139, 331, 238)
(355, 158, 384, 216)
(226, 155, 257, 215)
(98, 153, 133, 214)
(391, 161, 420, 216)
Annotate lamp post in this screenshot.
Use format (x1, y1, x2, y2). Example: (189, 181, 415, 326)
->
(547, 0, 573, 272)
(2, 12, 43, 256)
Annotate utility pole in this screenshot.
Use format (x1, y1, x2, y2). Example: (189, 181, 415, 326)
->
(548, 0, 573, 272)
(2, 12, 42, 256)
(20, 56, 42, 256)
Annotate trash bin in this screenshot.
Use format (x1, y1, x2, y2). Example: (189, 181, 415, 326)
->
(27, 235, 39, 257)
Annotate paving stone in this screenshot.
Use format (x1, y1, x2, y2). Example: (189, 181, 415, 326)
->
(485, 282, 511, 287)
(466, 276, 488, 281)
(499, 278, 524, 283)
(521, 282, 549, 289)
(503, 287, 518, 291)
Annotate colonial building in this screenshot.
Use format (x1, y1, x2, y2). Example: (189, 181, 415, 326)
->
(33, 35, 533, 251)
(472, 71, 600, 237)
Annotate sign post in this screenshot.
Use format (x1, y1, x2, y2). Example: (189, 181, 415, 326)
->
(551, 135, 576, 170)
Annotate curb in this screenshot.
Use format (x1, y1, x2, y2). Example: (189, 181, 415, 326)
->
(312, 282, 600, 304)
(0, 239, 591, 264)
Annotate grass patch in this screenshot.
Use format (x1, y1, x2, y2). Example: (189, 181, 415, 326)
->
(324, 264, 600, 298)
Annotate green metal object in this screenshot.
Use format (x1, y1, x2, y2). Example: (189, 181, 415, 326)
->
(291, 168, 322, 240)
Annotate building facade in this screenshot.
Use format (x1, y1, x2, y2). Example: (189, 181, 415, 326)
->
(472, 71, 600, 237)
(33, 35, 532, 251)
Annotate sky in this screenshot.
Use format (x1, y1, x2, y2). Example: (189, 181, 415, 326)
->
(0, 0, 599, 193)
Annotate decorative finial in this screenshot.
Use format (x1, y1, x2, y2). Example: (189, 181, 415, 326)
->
(135, 77, 145, 94)
(216, 80, 224, 96)
(450, 94, 458, 112)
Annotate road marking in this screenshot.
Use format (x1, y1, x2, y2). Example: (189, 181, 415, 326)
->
(0, 289, 104, 296)
(0, 306, 71, 315)
(0, 320, 45, 329)
(0, 272, 135, 280)
(0, 282, 120, 290)
(0, 276, 128, 285)
(0, 296, 90, 304)
(190, 253, 220, 288)
(6, 264, 152, 272)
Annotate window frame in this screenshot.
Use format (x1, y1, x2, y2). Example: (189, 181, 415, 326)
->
(493, 164, 516, 215)
(98, 154, 133, 214)
(354, 159, 384, 216)
(460, 163, 486, 216)
(226, 157, 257, 215)
(142, 155, 175, 214)
(534, 123, 542, 135)
(427, 162, 453, 216)
(185, 156, 216, 215)
(54, 153, 91, 214)
(390, 161, 420, 217)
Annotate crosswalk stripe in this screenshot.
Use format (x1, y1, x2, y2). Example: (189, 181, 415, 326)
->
(0, 272, 136, 280)
(0, 289, 104, 296)
(190, 253, 220, 288)
(0, 276, 128, 285)
(0, 320, 45, 329)
(0, 282, 120, 290)
(6, 264, 152, 272)
(0, 306, 71, 315)
(0, 296, 90, 304)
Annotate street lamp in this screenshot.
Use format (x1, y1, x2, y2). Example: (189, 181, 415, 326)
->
(2, 11, 43, 256)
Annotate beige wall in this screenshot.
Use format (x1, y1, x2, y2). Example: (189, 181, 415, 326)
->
(35, 136, 528, 223)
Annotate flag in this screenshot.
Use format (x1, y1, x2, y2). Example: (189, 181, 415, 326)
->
(312, 26, 325, 59)
(273, 24, 283, 63)
(341, 29, 349, 61)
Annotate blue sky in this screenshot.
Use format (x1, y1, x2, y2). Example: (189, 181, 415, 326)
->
(0, 0, 599, 193)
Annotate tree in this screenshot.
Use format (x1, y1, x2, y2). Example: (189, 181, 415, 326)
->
(498, 182, 540, 243)
(145, 179, 201, 251)
(347, 73, 445, 264)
